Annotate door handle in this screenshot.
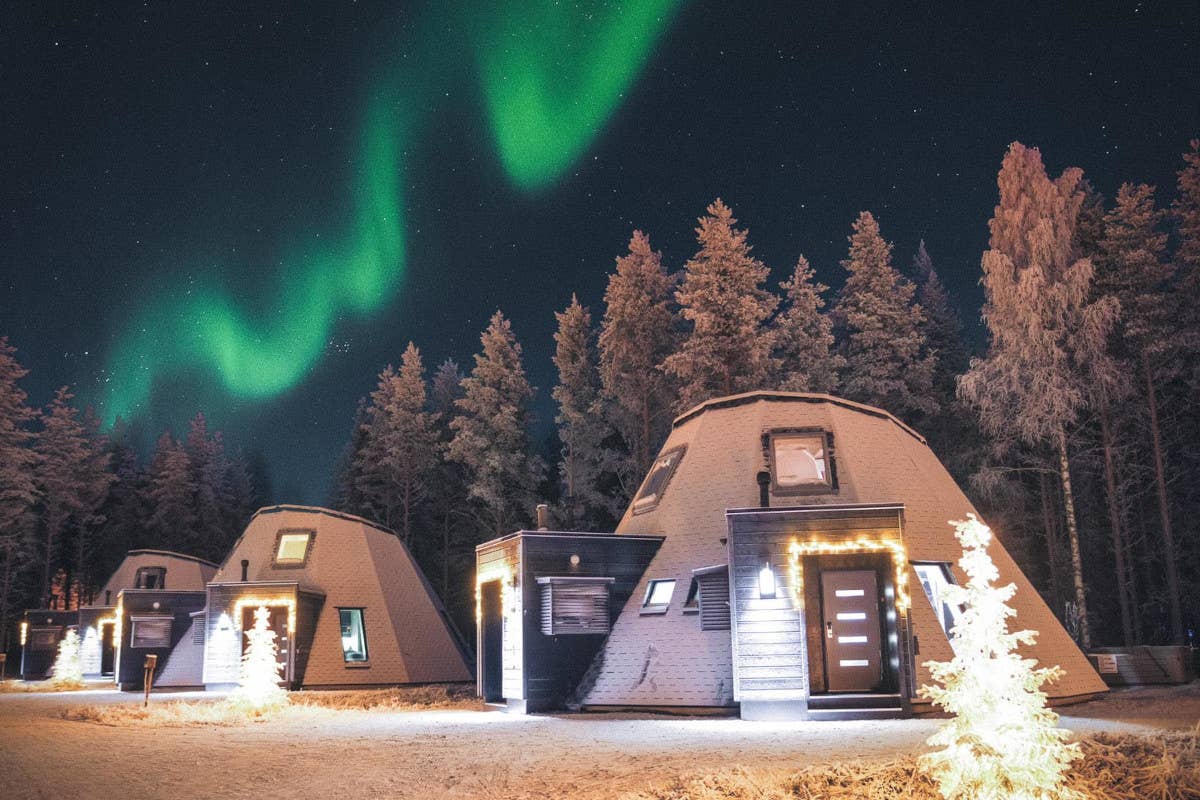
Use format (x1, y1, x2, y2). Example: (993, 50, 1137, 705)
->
(826, 621, 833, 639)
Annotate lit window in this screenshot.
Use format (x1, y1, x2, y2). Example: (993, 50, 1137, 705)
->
(135, 566, 166, 589)
(339, 609, 368, 662)
(770, 433, 832, 492)
(915, 563, 961, 636)
(632, 447, 686, 514)
(130, 616, 172, 648)
(274, 530, 313, 565)
(641, 579, 676, 614)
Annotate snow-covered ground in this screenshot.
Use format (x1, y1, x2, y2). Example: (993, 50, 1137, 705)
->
(1, 683, 1196, 800)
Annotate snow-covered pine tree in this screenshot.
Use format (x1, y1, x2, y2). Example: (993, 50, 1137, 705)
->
(428, 358, 470, 601)
(330, 398, 371, 516)
(921, 515, 1080, 800)
(448, 311, 545, 538)
(146, 431, 198, 554)
(832, 211, 937, 420)
(228, 605, 287, 713)
(553, 295, 620, 528)
(0, 338, 38, 651)
(67, 405, 113, 605)
(1171, 140, 1200, 367)
(34, 387, 112, 607)
(185, 413, 233, 561)
(771, 255, 842, 393)
(598, 230, 678, 496)
(958, 143, 1118, 649)
(663, 199, 779, 412)
(49, 627, 84, 688)
(355, 343, 440, 545)
(1097, 182, 1182, 645)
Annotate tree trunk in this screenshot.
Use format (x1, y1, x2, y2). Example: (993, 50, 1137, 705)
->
(1039, 471, 1062, 614)
(1143, 352, 1183, 644)
(40, 514, 61, 608)
(441, 511, 450, 601)
(1098, 405, 1135, 646)
(1056, 427, 1091, 649)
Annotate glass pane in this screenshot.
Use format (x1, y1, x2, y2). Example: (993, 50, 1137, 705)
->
(276, 533, 310, 563)
(915, 563, 960, 635)
(634, 449, 683, 508)
(644, 579, 675, 606)
(773, 435, 827, 486)
(339, 609, 368, 662)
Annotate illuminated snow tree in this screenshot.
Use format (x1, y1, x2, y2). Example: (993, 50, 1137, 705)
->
(49, 627, 84, 687)
(229, 606, 287, 712)
(921, 515, 1080, 800)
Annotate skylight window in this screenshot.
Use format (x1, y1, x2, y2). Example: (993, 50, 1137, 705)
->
(631, 446, 685, 514)
(274, 530, 314, 566)
(768, 431, 836, 494)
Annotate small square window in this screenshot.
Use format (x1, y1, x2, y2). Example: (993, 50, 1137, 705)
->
(768, 431, 836, 494)
(915, 563, 961, 638)
(641, 579, 676, 614)
(632, 447, 686, 514)
(274, 530, 314, 566)
(339, 609, 368, 663)
(29, 628, 59, 651)
(130, 617, 172, 648)
(135, 566, 166, 590)
(683, 579, 700, 613)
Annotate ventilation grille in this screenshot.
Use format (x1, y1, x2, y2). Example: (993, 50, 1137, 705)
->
(698, 570, 731, 631)
(192, 614, 206, 645)
(539, 578, 612, 636)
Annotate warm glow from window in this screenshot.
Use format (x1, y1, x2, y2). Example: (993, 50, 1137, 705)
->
(275, 533, 311, 563)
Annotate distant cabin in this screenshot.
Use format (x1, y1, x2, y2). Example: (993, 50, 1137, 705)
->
(199, 505, 472, 690)
(475, 391, 1108, 720)
(20, 549, 217, 683)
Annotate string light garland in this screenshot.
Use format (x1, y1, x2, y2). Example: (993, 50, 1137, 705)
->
(787, 536, 911, 611)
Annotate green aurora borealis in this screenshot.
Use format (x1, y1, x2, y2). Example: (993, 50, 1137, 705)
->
(99, 1, 680, 425)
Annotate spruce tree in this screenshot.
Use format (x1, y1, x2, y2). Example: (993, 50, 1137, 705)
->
(921, 516, 1080, 800)
(552, 295, 619, 527)
(49, 627, 84, 688)
(448, 311, 545, 538)
(833, 212, 937, 419)
(146, 431, 197, 553)
(355, 343, 440, 545)
(663, 199, 779, 412)
(428, 358, 473, 615)
(911, 240, 969, 400)
(1171, 140, 1200, 365)
(1097, 182, 1182, 644)
(185, 413, 231, 560)
(958, 143, 1118, 649)
(0, 338, 38, 650)
(330, 398, 371, 516)
(597, 231, 678, 494)
(33, 388, 112, 607)
(229, 605, 287, 712)
(771, 255, 842, 393)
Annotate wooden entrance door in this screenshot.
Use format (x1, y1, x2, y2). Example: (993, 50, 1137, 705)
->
(241, 605, 291, 683)
(479, 580, 504, 702)
(100, 621, 115, 675)
(821, 569, 881, 692)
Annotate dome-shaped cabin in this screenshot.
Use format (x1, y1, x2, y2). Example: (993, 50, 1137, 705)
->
(475, 391, 1106, 719)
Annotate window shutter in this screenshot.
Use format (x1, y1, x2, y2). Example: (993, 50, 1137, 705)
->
(697, 568, 731, 631)
(538, 577, 614, 635)
(192, 614, 206, 645)
(130, 616, 173, 648)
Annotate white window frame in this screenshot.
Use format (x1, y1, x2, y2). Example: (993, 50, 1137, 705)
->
(641, 579, 676, 615)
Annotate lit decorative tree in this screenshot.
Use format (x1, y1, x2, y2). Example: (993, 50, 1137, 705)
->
(920, 515, 1080, 800)
(49, 627, 84, 688)
(228, 606, 287, 712)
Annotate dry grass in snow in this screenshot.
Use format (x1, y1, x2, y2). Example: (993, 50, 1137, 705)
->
(61, 682, 482, 727)
(627, 727, 1200, 800)
(0, 678, 86, 693)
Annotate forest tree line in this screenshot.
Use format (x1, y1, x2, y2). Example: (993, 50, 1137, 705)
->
(0, 376, 267, 650)
(333, 141, 1200, 647)
(1, 140, 1197, 654)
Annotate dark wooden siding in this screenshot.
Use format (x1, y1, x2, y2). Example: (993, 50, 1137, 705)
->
(116, 590, 207, 689)
(726, 506, 909, 705)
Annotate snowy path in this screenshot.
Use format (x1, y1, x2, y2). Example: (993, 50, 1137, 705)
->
(0, 684, 1195, 800)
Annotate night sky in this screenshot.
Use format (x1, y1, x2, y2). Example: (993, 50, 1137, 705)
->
(3, 2, 1197, 504)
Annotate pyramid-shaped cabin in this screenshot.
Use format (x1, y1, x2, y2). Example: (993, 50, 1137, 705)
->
(201, 505, 472, 689)
(475, 391, 1107, 719)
